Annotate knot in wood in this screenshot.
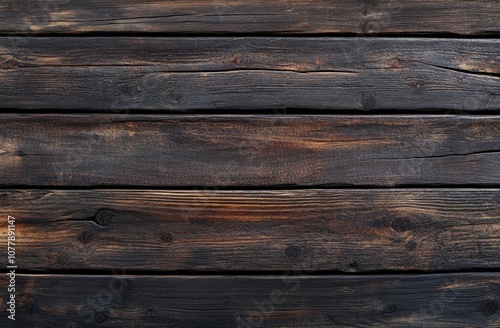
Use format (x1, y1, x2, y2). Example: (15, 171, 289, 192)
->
(483, 298, 499, 316)
(94, 209, 113, 226)
(2, 59, 18, 69)
(79, 231, 93, 244)
(94, 311, 107, 323)
(383, 303, 397, 314)
(344, 258, 359, 270)
(391, 217, 410, 233)
(161, 232, 173, 244)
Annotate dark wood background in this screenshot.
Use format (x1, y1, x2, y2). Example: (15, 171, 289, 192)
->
(0, 1, 499, 327)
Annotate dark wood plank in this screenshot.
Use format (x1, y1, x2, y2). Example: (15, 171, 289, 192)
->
(1, 38, 499, 111)
(0, 115, 499, 187)
(1, 273, 499, 327)
(2, 189, 500, 272)
(1, 0, 499, 35)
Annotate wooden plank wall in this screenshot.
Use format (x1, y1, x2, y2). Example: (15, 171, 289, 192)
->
(0, 1, 499, 327)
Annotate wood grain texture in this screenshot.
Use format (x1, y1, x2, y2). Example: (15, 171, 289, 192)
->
(0, 115, 499, 187)
(1, 38, 499, 111)
(1, 273, 499, 327)
(1, 0, 499, 35)
(1, 189, 500, 272)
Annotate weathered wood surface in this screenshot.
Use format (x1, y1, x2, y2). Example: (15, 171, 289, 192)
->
(1, 0, 500, 35)
(1, 38, 499, 111)
(0, 115, 499, 187)
(1, 1, 499, 327)
(1, 273, 499, 327)
(1, 189, 499, 272)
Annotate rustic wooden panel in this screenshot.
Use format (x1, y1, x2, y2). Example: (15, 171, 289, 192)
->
(0, 115, 499, 187)
(1, 0, 499, 35)
(1, 189, 499, 272)
(1, 38, 499, 111)
(1, 273, 499, 327)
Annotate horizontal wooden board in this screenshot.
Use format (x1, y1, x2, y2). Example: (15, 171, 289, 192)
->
(1, 273, 499, 327)
(1, 189, 500, 272)
(1, 38, 499, 111)
(0, 115, 499, 187)
(1, 0, 499, 35)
